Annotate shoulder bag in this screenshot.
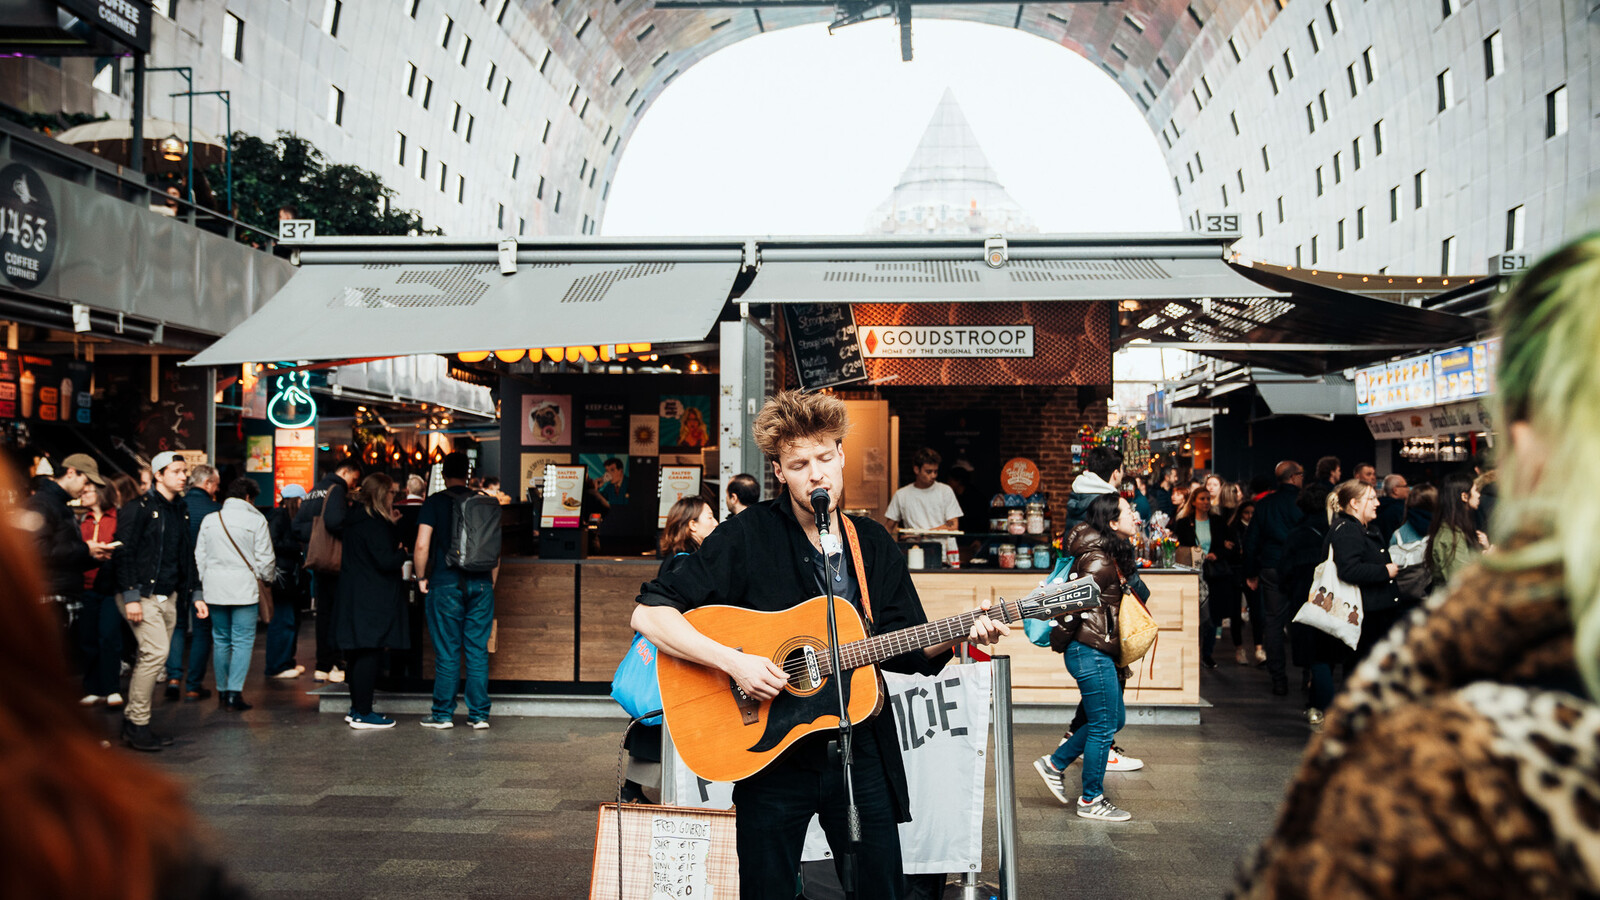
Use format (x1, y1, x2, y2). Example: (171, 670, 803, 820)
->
(303, 493, 342, 574)
(1117, 587, 1159, 667)
(219, 513, 275, 624)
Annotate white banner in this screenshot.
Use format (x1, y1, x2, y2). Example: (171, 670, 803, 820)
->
(670, 662, 992, 874)
(859, 325, 1034, 358)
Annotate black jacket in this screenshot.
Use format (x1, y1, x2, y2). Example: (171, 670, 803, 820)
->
(25, 480, 93, 597)
(1325, 513, 1399, 611)
(1374, 495, 1406, 542)
(334, 506, 411, 650)
(1284, 512, 1334, 667)
(637, 496, 949, 823)
(1246, 484, 1304, 572)
(113, 490, 194, 600)
(292, 476, 350, 543)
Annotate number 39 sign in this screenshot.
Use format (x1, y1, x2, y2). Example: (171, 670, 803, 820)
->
(0, 163, 56, 291)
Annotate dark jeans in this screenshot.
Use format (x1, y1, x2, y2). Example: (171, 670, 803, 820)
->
(264, 596, 301, 675)
(1232, 580, 1265, 649)
(426, 575, 495, 720)
(313, 572, 342, 672)
(76, 589, 124, 697)
(1052, 641, 1125, 801)
(166, 595, 212, 690)
(1259, 567, 1291, 683)
(732, 746, 905, 900)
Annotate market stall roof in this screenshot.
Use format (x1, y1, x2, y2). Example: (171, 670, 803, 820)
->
(738, 234, 1283, 304)
(182, 237, 748, 367)
(1116, 262, 1488, 375)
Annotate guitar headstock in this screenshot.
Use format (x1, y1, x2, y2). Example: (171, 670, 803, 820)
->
(1009, 576, 1101, 621)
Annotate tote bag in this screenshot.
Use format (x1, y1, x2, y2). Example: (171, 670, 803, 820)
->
(1117, 592, 1159, 667)
(1292, 547, 1364, 649)
(610, 632, 663, 726)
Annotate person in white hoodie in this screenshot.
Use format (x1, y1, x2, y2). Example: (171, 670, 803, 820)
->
(1061, 446, 1124, 533)
(195, 478, 276, 711)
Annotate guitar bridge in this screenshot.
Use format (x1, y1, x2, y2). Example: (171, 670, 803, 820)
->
(730, 677, 760, 725)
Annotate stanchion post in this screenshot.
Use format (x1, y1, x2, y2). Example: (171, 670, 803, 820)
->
(660, 723, 680, 806)
(990, 655, 1020, 900)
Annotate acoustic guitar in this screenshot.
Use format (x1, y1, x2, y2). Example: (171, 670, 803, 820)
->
(656, 576, 1101, 782)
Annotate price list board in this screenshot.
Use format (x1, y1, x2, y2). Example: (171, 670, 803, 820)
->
(783, 304, 867, 391)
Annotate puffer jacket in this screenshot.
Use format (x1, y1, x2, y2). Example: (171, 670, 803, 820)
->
(1051, 522, 1126, 656)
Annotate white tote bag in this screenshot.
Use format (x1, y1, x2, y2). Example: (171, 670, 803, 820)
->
(1292, 546, 1365, 650)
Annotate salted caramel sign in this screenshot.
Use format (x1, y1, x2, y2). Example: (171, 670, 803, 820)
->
(1000, 457, 1041, 496)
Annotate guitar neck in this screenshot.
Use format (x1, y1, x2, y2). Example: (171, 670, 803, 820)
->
(839, 600, 1023, 670)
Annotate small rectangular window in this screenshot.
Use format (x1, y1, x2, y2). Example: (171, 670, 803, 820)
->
(1352, 135, 1362, 170)
(465, 115, 475, 143)
(1506, 205, 1525, 251)
(405, 62, 418, 97)
(653, 50, 669, 68)
(1221, 184, 1229, 208)
(518, 217, 526, 236)
(511, 155, 520, 179)
(1295, 245, 1303, 266)
(1192, 89, 1203, 112)
(1306, 103, 1316, 133)
(1111, 43, 1129, 61)
(1257, 211, 1264, 237)
(1318, 90, 1329, 121)
(485, 62, 497, 91)
(1156, 57, 1171, 78)
(1347, 64, 1360, 97)
(1174, 176, 1182, 197)
(1186, 4, 1204, 27)
(1162, 129, 1172, 149)
(1124, 13, 1145, 33)
(409, 0, 420, 18)
(1374, 119, 1386, 155)
(1362, 47, 1376, 83)
(1547, 85, 1568, 138)
(603, 182, 611, 201)
(1236, 169, 1246, 193)
(1186, 162, 1195, 183)
(155, 0, 176, 18)
(458, 35, 472, 66)
(1484, 32, 1503, 79)
(418, 147, 428, 180)
(536, 175, 545, 200)
(1143, 80, 1157, 98)
(501, 78, 512, 105)
(1390, 185, 1401, 222)
(328, 85, 345, 125)
(1201, 76, 1213, 99)
(1228, 36, 1242, 63)
(611, 65, 626, 86)
(1414, 170, 1427, 208)
(438, 14, 453, 48)
(1441, 0, 1457, 18)
(1194, 152, 1204, 174)
(439, 161, 448, 192)
(580, 158, 588, 179)
(497, 203, 505, 230)
(422, 77, 433, 109)
(1283, 49, 1297, 79)
(1356, 206, 1366, 240)
(1230, 110, 1240, 134)
(539, 49, 552, 75)
(1316, 166, 1325, 196)
(1268, 66, 1280, 95)
(451, 102, 463, 132)
(395, 132, 407, 166)
(1333, 151, 1342, 183)
(1437, 69, 1453, 111)
(636, 23, 656, 41)
(1337, 219, 1346, 250)
(223, 12, 244, 62)
(1277, 196, 1285, 223)
(542, 120, 551, 143)
(1325, 0, 1342, 33)
(579, 98, 589, 119)
(1441, 236, 1456, 275)
(1307, 21, 1322, 53)
(554, 191, 562, 214)
(496, 0, 511, 25)
(1311, 235, 1320, 265)
(1262, 145, 1271, 171)
(575, 16, 590, 39)
(322, 0, 343, 37)
(457, 174, 465, 203)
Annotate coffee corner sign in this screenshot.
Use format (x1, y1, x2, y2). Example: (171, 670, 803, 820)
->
(859, 325, 1034, 359)
(0, 163, 56, 291)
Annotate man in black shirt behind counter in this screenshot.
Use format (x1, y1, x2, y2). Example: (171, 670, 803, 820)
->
(632, 391, 1008, 900)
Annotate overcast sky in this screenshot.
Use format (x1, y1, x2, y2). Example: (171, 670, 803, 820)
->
(603, 19, 1182, 237)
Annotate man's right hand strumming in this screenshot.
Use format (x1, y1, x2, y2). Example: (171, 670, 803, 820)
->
(722, 650, 789, 701)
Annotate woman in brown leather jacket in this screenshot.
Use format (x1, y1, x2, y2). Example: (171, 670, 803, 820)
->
(1034, 492, 1140, 822)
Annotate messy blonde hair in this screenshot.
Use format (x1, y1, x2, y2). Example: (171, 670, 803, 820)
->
(752, 390, 850, 461)
(1488, 232, 1600, 698)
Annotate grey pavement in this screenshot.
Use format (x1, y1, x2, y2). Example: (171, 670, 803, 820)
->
(96, 628, 1310, 899)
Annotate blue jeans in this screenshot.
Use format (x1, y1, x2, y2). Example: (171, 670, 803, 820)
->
(209, 604, 259, 693)
(426, 575, 495, 719)
(1051, 641, 1125, 802)
(264, 600, 301, 675)
(167, 592, 212, 689)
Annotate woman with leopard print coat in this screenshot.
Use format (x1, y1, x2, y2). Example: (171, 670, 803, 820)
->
(1234, 234, 1600, 899)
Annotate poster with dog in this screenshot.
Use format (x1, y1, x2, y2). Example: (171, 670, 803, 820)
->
(522, 394, 572, 446)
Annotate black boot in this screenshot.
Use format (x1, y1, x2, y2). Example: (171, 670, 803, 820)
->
(121, 719, 163, 752)
(223, 691, 252, 711)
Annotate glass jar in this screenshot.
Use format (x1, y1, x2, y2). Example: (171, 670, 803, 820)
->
(1025, 501, 1045, 534)
(1006, 509, 1026, 535)
(997, 544, 1017, 568)
(1032, 545, 1051, 569)
(1015, 545, 1034, 569)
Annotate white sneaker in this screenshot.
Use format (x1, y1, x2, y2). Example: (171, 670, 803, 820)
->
(327, 667, 345, 684)
(1255, 646, 1268, 664)
(106, 693, 124, 707)
(314, 670, 329, 683)
(271, 668, 302, 679)
(1033, 756, 1072, 804)
(79, 694, 103, 706)
(1076, 795, 1132, 821)
(1105, 748, 1145, 772)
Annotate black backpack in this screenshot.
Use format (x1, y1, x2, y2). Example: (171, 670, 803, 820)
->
(445, 488, 502, 573)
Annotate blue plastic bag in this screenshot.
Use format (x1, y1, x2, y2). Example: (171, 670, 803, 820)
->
(610, 632, 663, 726)
(1021, 554, 1078, 648)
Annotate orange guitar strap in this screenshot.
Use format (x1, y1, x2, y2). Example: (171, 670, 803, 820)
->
(837, 515, 874, 627)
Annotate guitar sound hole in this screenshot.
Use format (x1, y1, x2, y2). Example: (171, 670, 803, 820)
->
(782, 643, 828, 694)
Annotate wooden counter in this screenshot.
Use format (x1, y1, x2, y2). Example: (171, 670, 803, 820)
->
(910, 569, 1201, 706)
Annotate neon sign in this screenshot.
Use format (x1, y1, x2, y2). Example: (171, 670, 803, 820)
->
(266, 370, 317, 429)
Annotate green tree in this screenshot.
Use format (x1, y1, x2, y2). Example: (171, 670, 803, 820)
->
(210, 131, 438, 236)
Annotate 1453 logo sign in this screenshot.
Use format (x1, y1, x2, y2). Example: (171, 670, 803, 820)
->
(0, 163, 56, 290)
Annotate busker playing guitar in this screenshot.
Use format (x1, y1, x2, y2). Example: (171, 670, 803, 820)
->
(631, 391, 1009, 900)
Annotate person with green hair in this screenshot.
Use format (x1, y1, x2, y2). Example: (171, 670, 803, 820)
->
(1235, 233, 1600, 898)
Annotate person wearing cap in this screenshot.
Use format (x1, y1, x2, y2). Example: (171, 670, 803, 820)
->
(22, 453, 113, 631)
(113, 451, 200, 752)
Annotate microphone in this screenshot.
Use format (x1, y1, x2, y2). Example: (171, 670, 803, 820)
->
(810, 487, 842, 555)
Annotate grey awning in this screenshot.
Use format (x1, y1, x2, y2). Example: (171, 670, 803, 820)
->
(183, 258, 741, 367)
(1257, 377, 1356, 416)
(741, 237, 1284, 304)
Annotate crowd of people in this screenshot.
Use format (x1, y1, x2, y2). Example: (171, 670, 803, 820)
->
(14, 448, 505, 748)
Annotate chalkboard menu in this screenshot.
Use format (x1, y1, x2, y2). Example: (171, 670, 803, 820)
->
(783, 304, 867, 391)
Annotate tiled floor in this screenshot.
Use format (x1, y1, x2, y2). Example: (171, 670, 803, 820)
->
(102, 629, 1312, 899)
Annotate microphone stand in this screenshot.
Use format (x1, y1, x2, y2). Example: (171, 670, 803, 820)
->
(813, 490, 860, 900)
